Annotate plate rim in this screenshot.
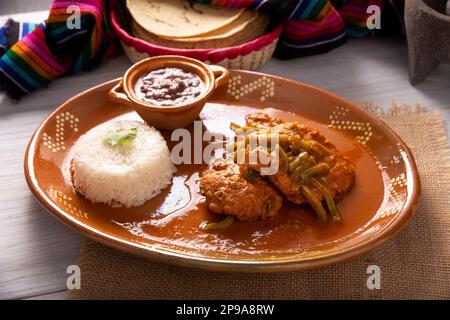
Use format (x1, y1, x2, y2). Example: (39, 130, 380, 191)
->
(24, 71, 421, 272)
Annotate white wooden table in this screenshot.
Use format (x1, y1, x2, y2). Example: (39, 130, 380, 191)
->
(1, 10, 450, 300)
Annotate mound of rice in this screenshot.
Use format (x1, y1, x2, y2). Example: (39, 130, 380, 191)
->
(72, 120, 176, 207)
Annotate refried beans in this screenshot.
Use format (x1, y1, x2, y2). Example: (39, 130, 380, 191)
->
(135, 67, 204, 106)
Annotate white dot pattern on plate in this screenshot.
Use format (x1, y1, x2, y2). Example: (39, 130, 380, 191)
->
(377, 173, 407, 219)
(226, 75, 276, 101)
(48, 188, 88, 219)
(329, 106, 373, 145)
(42, 112, 79, 153)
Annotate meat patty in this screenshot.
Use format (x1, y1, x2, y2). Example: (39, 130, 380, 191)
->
(246, 113, 354, 204)
(267, 153, 354, 205)
(199, 160, 283, 222)
(239, 113, 355, 222)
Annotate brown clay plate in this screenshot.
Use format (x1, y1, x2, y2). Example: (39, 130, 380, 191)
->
(24, 71, 420, 272)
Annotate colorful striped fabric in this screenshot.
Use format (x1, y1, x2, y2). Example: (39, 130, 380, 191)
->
(337, 0, 386, 36)
(198, 0, 385, 58)
(0, 19, 39, 56)
(0, 0, 385, 99)
(0, 0, 116, 99)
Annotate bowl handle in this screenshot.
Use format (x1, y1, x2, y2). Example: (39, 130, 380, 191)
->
(109, 80, 133, 105)
(210, 65, 230, 88)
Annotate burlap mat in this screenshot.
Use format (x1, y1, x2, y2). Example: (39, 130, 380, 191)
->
(67, 103, 450, 299)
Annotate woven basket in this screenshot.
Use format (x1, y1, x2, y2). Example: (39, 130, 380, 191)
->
(110, 2, 282, 70)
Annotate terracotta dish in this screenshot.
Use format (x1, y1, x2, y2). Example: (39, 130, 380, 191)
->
(108, 56, 229, 129)
(24, 70, 420, 272)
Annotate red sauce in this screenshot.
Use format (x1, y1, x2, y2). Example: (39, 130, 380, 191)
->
(75, 104, 385, 258)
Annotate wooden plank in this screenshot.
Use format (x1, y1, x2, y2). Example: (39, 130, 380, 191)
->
(0, 55, 132, 299)
(25, 291, 67, 300)
(0, 109, 80, 300)
(0, 10, 48, 23)
(261, 38, 450, 133)
(0, 56, 132, 116)
(0, 2, 51, 15)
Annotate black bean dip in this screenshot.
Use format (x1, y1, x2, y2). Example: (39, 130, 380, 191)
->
(135, 67, 204, 106)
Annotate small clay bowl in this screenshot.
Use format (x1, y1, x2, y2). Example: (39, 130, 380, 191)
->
(108, 55, 229, 130)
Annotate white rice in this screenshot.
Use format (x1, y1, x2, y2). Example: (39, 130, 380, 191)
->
(72, 120, 176, 208)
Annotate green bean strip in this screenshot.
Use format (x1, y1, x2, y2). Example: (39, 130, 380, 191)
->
(277, 145, 289, 172)
(232, 133, 291, 149)
(318, 176, 327, 184)
(232, 140, 247, 163)
(260, 133, 290, 145)
(230, 122, 258, 132)
(230, 121, 244, 130)
(201, 216, 235, 231)
(302, 185, 328, 223)
(289, 151, 309, 173)
(284, 122, 299, 129)
(226, 140, 236, 153)
(309, 140, 331, 155)
(304, 141, 324, 157)
(292, 162, 312, 181)
(290, 139, 318, 156)
(300, 163, 330, 180)
(247, 126, 260, 132)
(291, 154, 316, 181)
(296, 140, 331, 157)
(309, 178, 341, 222)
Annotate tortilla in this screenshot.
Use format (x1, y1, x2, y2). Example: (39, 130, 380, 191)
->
(162, 11, 263, 41)
(126, 0, 246, 39)
(131, 12, 269, 49)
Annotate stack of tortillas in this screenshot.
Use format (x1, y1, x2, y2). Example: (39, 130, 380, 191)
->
(126, 0, 270, 49)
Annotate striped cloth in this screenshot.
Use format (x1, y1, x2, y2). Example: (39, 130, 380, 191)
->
(0, 0, 117, 99)
(0, 19, 40, 57)
(200, 0, 385, 58)
(0, 0, 385, 99)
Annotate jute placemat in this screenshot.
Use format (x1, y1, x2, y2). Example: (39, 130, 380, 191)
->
(67, 103, 450, 300)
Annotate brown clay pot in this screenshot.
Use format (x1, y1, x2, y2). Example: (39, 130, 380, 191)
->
(109, 55, 229, 130)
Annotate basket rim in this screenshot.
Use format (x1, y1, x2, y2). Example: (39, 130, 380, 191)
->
(109, 0, 283, 64)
